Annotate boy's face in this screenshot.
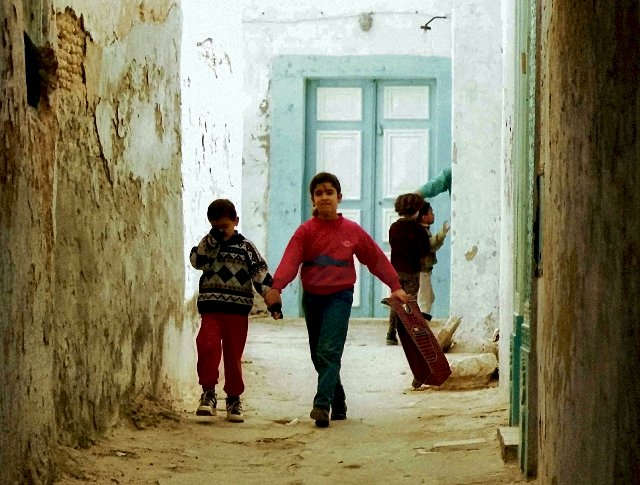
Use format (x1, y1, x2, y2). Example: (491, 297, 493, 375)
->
(420, 208, 435, 225)
(311, 182, 342, 220)
(209, 216, 238, 240)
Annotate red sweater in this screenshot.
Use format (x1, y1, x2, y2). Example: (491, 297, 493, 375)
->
(272, 215, 401, 295)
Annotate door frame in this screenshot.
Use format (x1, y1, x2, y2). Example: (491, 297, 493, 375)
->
(268, 55, 452, 317)
(510, 0, 539, 477)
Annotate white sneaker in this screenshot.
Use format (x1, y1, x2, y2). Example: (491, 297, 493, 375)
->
(196, 390, 217, 416)
(226, 398, 244, 422)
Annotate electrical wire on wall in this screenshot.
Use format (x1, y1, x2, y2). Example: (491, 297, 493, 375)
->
(243, 10, 450, 26)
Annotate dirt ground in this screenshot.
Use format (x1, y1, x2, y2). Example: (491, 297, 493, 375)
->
(55, 318, 534, 485)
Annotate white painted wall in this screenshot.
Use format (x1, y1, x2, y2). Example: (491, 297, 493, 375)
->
(175, 0, 244, 398)
(241, 0, 506, 353)
(449, 0, 504, 352)
(242, 0, 453, 255)
(499, 0, 516, 391)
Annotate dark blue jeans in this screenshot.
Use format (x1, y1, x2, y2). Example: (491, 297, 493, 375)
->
(302, 288, 354, 411)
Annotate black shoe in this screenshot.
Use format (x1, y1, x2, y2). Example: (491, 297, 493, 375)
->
(386, 331, 398, 345)
(196, 389, 217, 416)
(310, 407, 330, 427)
(331, 406, 347, 420)
(421, 312, 433, 321)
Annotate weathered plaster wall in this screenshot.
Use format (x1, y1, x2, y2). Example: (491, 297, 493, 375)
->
(538, 2, 640, 482)
(241, 0, 453, 255)
(1, 0, 184, 481)
(1, 3, 57, 481)
(449, 0, 504, 352)
(498, 0, 516, 391)
(176, 0, 243, 400)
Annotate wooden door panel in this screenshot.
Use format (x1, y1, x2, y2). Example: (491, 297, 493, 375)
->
(307, 79, 450, 318)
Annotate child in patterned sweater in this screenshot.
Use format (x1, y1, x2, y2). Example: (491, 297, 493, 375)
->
(190, 199, 275, 422)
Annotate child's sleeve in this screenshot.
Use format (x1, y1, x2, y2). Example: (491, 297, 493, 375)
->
(244, 240, 274, 298)
(354, 228, 402, 292)
(189, 233, 218, 270)
(416, 168, 452, 198)
(271, 227, 306, 292)
(430, 228, 447, 252)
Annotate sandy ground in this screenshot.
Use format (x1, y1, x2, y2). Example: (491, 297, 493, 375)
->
(55, 318, 534, 485)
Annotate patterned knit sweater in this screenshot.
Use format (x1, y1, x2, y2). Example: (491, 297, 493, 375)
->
(190, 230, 273, 315)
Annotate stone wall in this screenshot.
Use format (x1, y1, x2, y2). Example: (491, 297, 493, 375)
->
(538, 1, 640, 482)
(0, 1, 183, 482)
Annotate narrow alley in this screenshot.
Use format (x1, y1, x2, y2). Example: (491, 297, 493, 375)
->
(55, 318, 529, 485)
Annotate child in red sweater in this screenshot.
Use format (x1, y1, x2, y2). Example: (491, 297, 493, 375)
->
(264, 172, 409, 427)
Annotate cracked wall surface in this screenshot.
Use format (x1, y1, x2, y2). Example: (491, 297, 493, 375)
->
(1, 4, 57, 481)
(0, 1, 183, 482)
(178, 0, 244, 396)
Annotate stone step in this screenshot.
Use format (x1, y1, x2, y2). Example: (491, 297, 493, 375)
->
(429, 352, 498, 390)
(497, 426, 519, 463)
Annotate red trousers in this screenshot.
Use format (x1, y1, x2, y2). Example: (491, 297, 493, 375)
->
(196, 312, 248, 397)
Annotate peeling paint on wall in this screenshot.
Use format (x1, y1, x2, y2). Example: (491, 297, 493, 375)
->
(465, 245, 478, 261)
(196, 38, 233, 78)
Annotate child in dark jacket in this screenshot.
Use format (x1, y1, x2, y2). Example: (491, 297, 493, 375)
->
(386, 193, 431, 345)
(264, 172, 409, 427)
(417, 201, 450, 315)
(190, 198, 274, 422)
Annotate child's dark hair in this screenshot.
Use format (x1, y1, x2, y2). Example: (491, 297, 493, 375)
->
(394, 193, 425, 216)
(309, 172, 341, 197)
(207, 199, 237, 221)
(418, 201, 432, 218)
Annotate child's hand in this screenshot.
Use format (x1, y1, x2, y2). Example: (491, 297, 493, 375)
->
(209, 227, 225, 241)
(265, 288, 281, 307)
(390, 288, 410, 303)
(267, 302, 283, 320)
(442, 221, 451, 234)
(265, 289, 283, 319)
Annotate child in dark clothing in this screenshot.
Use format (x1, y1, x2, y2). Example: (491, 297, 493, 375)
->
(417, 201, 450, 315)
(264, 172, 409, 427)
(189, 199, 275, 422)
(386, 193, 431, 345)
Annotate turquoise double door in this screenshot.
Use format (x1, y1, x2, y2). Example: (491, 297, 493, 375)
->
(303, 78, 451, 318)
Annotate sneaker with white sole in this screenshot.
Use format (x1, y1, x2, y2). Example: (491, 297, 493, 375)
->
(196, 389, 217, 416)
(226, 397, 244, 422)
